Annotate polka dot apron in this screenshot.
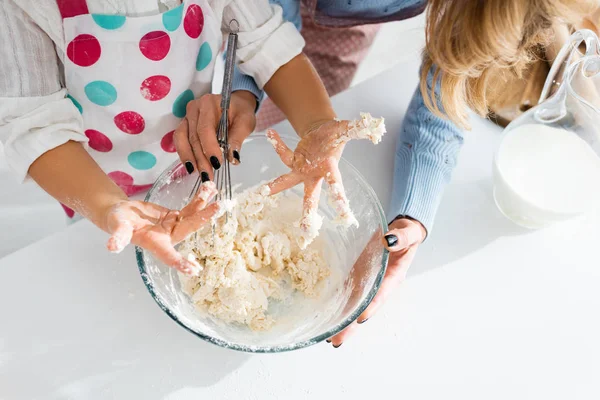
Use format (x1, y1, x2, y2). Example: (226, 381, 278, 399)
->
(56, 0, 221, 218)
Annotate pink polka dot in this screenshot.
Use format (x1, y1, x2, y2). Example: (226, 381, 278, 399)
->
(139, 31, 171, 61)
(184, 4, 204, 39)
(67, 34, 101, 67)
(85, 129, 113, 152)
(161, 130, 177, 153)
(140, 75, 171, 101)
(114, 111, 145, 134)
(61, 204, 75, 218)
(108, 171, 153, 196)
(108, 171, 134, 187)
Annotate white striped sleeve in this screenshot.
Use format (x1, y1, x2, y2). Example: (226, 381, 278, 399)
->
(223, 0, 305, 88)
(0, 1, 86, 182)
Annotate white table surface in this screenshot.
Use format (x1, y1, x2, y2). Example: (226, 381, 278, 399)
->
(1, 60, 599, 400)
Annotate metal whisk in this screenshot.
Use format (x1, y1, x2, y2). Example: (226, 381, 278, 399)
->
(189, 20, 239, 223)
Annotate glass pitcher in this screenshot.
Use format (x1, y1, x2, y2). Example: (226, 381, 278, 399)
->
(492, 29, 600, 229)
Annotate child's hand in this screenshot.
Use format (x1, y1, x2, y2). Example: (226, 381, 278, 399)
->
(105, 182, 219, 275)
(265, 115, 385, 246)
(174, 91, 257, 179)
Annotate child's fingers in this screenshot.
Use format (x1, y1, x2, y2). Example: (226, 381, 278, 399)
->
(266, 172, 302, 196)
(297, 178, 324, 249)
(325, 167, 357, 227)
(171, 202, 220, 244)
(266, 129, 294, 168)
(303, 178, 322, 215)
(150, 238, 202, 276)
(106, 221, 134, 254)
(180, 181, 217, 217)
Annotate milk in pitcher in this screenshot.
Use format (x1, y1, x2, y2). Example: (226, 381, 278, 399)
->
(493, 124, 600, 228)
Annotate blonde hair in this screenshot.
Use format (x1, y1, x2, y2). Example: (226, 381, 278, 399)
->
(421, 0, 596, 128)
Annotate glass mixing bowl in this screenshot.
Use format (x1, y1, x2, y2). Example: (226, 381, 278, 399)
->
(136, 134, 388, 353)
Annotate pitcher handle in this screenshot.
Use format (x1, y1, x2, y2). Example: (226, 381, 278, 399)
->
(539, 29, 600, 103)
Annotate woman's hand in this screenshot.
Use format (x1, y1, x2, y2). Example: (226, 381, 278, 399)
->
(328, 217, 426, 348)
(174, 91, 257, 181)
(105, 182, 220, 276)
(265, 114, 384, 248)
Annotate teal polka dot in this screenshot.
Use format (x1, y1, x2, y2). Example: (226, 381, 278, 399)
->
(67, 94, 83, 114)
(85, 81, 117, 106)
(172, 89, 194, 118)
(92, 14, 126, 30)
(196, 42, 213, 71)
(128, 151, 157, 170)
(162, 4, 184, 32)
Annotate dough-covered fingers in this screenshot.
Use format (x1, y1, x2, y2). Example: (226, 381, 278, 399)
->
(341, 113, 386, 144)
(266, 129, 294, 168)
(171, 202, 221, 244)
(180, 181, 217, 217)
(150, 237, 202, 276)
(106, 221, 134, 253)
(297, 178, 324, 249)
(266, 172, 302, 196)
(325, 167, 357, 227)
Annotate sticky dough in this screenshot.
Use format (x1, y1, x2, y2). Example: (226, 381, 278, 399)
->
(178, 186, 329, 330)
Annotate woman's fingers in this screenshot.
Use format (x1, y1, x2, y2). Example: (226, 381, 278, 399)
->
(173, 119, 198, 175)
(266, 129, 294, 168)
(355, 247, 416, 323)
(171, 202, 221, 244)
(325, 167, 357, 227)
(195, 95, 223, 173)
(266, 172, 302, 195)
(186, 97, 218, 180)
(329, 321, 358, 348)
(106, 221, 134, 254)
(227, 94, 257, 165)
(328, 247, 417, 347)
(382, 220, 426, 251)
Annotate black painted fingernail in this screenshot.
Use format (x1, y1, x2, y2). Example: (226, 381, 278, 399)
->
(210, 156, 221, 170)
(333, 343, 342, 348)
(357, 318, 369, 325)
(185, 161, 194, 174)
(201, 171, 210, 183)
(326, 339, 331, 343)
(233, 150, 240, 162)
(385, 234, 398, 248)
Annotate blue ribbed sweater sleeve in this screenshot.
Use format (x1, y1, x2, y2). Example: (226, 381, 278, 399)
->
(388, 67, 464, 234)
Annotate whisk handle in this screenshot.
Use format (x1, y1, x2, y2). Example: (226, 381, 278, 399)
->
(220, 32, 238, 112)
